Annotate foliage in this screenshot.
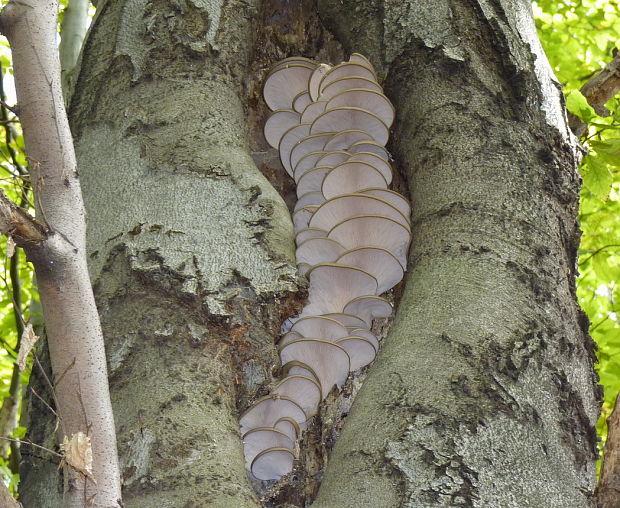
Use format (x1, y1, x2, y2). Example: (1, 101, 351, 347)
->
(533, 0, 620, 458)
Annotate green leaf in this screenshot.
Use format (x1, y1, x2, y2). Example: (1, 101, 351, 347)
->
(566, 90, 597, 123)
(582, 155, 613, 200)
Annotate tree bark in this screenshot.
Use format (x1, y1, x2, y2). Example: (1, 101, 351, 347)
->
(19, 0, 599, 507)
(0, 1, 122, 506)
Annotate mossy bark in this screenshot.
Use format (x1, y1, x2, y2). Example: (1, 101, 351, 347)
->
(19, 0, 598, 507)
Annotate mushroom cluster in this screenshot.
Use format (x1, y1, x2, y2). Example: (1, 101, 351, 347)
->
(240, 54, 411, 480)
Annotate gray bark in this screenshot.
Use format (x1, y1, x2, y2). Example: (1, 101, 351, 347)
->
(19, 0, 599, 507)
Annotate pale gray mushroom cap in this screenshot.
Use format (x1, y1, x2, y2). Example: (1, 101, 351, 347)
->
(263, 63, 316, 111)
(317, 62, 377, 94)
(273, 375, 322, 417)
(239, 395, 307, 435)
(337, 246, 404, 293)
(322, 161, 388, 199)
(251, 447, 296, 481)
(343, 295, 393, 327)
(264, 109, 301, 149)
(311, 107, 389, 146)
(320, 76, 383, 101)
(323, 129, 373, 152)
(242, 427, 295, 470)
(279, 338, 350, 399)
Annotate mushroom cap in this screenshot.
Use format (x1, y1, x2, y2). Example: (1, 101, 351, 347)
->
(357, 188, 410, 218)
(295, 227, 328, 245)
(323, 129, 373, 152)
(309, 194, 410, 232)
(264, 110, 301, 149)
(320, 76, 384, 101)
(291, 315, 350, 341)
(294, 191, 325, 212)
(311, 107, 389, 146)
(337, 246, 404, 293)
(279, 123, 311, 176)
(292, 91, 313, 113)
(322, 161, 388, 200)
(277, 330, 303, 347)
(348, 328, 380, 350)
(280, 360, 321, 385)
(242, 427, 295, 470)
(251, 447, 296, 481)
(273, 375, 322, 417)
(292, 206, 317, 232)
(296, 236, 345, 267)
(318, 62, 377, 95)
(328, 215, 411, 267)
(239, 395, 307, 435)
(347, 152, 393, 184)
(300, 100, 328, 124)
(290, 132, 335, 172)
(279, 338, 351, 398)
(348, 53, 377, 77)
(316, 150, 351, 168)
(293, 151, 329, 180)
(323, 313, 369, 329)
(343, 295, 393, 326)
(335, 336, 377, 371)
(264, 64, 316, 111)
(309, 63, 332, 101)
(274, 417, 301, 441)
(348, 140, 389, 160)
(296, 166, 332, 196)
(326, 89, 395, 127)
(303, 263, 378, 315)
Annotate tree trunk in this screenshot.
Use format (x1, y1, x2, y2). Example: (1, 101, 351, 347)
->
(20, 0, 600, 507)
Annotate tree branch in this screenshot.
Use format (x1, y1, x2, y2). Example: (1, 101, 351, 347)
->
(570, 50, 620, 137)
(0, 191, 47, 246)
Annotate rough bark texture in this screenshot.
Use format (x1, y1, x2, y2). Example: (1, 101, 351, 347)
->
(598, 393, 620, 507)
(20, 0, 599, 507)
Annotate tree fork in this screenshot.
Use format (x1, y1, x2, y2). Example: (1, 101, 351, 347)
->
(0, 1, 122, 506)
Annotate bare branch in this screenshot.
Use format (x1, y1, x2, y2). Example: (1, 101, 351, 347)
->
(571, 51, 620, 137)
(0, 190, 47, 246)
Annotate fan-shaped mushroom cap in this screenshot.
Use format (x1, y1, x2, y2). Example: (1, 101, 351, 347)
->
(293, 91, 312, 113)
(296, 237, 345, 267)
(293, 151, 329, 181)
(337, 246, 404, 293)
(309, 194, 410, 231)
(322, 161, 388, 199)
(323, 313, 369, 329)
(348, 328, 380, 350)
(251, 447, 296, 480)
(300, 100, 328, 123)
(358, 188, 410, 218)
(316, 150, 351, 168)
(291, 315, 350, 341)
(290, 133, 335, 171)
(303, 263, 378, 315)
(264, 110, 301, 149)
(277, 330, 303, 347)
(343, 295, 393, 326)
(279, 339, 350, 398)
(348, 140, 389, 160)
(311, 107, 389, 146)
(243, 427, 295, 469)
(295, 227, 327, 245)
(273, 375, 322, 417)
(279, 123, 311, 176)
(347, 152, 392, 184)
(318, 62, 377, 95)
(281, 360, 320, 385)
(239, 395, 307, 435)
(320, 76, 384, 101)
(326, 89, 395, 127)
(264, 64, 316, 111)
(293, 206, 317, 232)
(348, 53, 376, 76)
(274, 417, 300, 441)
(323, 129, 373, 152)
(296, 166, 331, 196)
(335, 336, 377, 371)
(294, 191, 325, 212)
(309, 63, 332, 101)
(328, 215, 411, 267)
